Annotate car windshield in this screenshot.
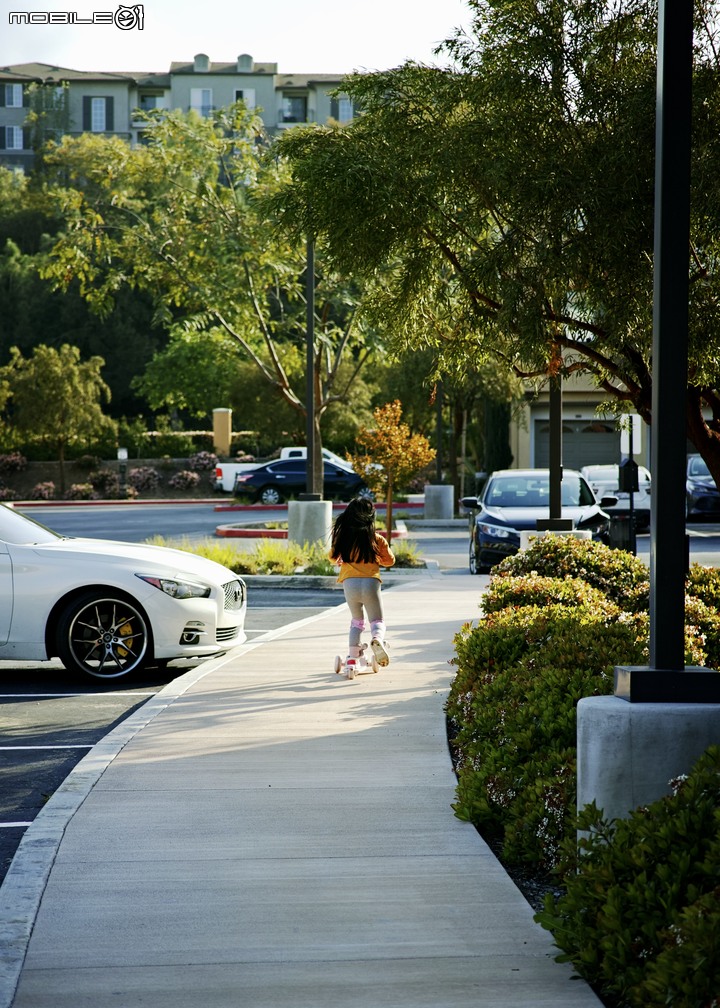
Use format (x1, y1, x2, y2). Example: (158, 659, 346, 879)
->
(484, 474, 595, 508)
(688, 456, 711, 478)
(0, 504, 63, 545)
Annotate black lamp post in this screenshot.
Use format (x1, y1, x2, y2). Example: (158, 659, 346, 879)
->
(615, 0, 720, 701)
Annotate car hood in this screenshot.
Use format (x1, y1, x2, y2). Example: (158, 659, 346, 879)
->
(27, 537, 239, 581)
(479, 505, 604, 530)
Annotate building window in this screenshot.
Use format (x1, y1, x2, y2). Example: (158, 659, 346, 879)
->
(330, 96, 354, 122)
(190, 88, 213, 116)
(139, 93, 163, 111)
(3, 126, 24, 149)
(234, 88, 256, 109)
(281, 94, 307, 123)
(82, 96, 114, 132)
(91, 97, 106, 131)
(3, 84, 23, 108)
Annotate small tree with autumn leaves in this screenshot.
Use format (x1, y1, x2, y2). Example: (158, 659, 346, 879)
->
(350, 400, 435, 537)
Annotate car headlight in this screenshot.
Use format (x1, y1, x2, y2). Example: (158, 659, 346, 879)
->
(477, 522, 512, 539)
(136, 575, 211, 599)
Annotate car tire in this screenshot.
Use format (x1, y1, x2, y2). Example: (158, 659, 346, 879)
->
(56, 590, 151, 680)
(469, 540, 483, 575)
(258, 486, 283, 505)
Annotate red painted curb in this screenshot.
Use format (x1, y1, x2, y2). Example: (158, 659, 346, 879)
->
(216, 525, 408, 540)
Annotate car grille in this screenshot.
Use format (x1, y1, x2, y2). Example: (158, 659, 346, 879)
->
(222, 579, 245, 611)
(216, 625, 242, 643)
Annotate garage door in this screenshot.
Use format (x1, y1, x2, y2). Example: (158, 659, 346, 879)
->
(534, 419, 620, 469)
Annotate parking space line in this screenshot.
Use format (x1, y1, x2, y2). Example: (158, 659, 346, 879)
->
(0, 823, 33, 829)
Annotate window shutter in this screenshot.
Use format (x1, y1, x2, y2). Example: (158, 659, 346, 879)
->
(330, 98, 338, 119)
(83, 96, 91, 130)
(0, 128, 5, 150)
(105, 96, 114, 131)
(22, 87, 29, 107)
(0, 87, 5, 108)
(23, 126, 31, 149)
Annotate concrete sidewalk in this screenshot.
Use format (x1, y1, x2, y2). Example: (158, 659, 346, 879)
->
(0, 574, 602, 1008)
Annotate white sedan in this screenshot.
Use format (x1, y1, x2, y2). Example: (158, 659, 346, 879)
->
(0, 503, 247, 680)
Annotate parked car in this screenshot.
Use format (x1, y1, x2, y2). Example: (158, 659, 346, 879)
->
(233, 458, 368, 505)
(0, 503, 247, 680)
(686, 454, 720, 520)
(460, 468, 615, 574)
(581, 463, 652, 531)
(214, 446, 353, 492)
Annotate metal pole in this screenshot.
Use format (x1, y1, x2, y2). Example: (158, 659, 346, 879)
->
(435, 381, 443, 483)
(648, 0, 693, 671)
(305, 238, 318, 496)
(549, 375, 562, 519)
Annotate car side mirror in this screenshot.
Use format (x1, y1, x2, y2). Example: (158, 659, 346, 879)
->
(600, 494, 618, 508)
(460, 496, 480, 510)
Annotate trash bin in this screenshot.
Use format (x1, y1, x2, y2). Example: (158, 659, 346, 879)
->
(608, 514, 636, 554)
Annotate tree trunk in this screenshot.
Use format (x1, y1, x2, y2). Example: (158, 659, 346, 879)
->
(384, 477, 394, 543)
(58, 442, 66, 495)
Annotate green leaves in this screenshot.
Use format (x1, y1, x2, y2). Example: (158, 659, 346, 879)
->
(539, 748, 720, 1006)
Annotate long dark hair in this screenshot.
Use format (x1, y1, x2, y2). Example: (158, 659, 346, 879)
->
(330, 497, 378, 563)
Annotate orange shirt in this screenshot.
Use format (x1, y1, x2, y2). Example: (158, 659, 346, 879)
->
(330, 532, 395, 583)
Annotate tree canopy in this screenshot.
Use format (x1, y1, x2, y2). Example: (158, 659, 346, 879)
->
(0, 344, 116, 489)
(269, 0, 720, 484)
(38, 104, 386, 468)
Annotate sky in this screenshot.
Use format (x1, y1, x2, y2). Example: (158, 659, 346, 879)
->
(0, 0, 473, 75)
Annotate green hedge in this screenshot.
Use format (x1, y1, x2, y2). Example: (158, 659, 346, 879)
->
(447, 537, 720, 868)
(536, 747, 720, 1008)
(449, 599, 647, 868)
(448, 535, 720, 1005)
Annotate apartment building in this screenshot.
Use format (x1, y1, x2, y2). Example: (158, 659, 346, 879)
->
(0, 53, 355, 171)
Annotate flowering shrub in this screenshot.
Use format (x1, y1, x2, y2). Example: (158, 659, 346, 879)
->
(0, 452, 27, 473)
(448, 602, 647, 869)
(0, 486, 18, 501)
(448, 536, 720, 871)
(128, 466, 161, 492)
(686, 562, 720, 610)
(65, 483, 95, 500)
(482, 573, 609, 615)
(187, 451, 218, 471)
(169, 470, 201, 490)
(88, 469, 120, 497)
(31, 481, 55, 500)
(492, 534, 650, 611)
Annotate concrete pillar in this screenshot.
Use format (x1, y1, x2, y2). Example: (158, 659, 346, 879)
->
(423, 484, 454, 519)
(212, 408, 232, 457)
(287, 499, 332, 548)
(577, 695, 720, 821)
